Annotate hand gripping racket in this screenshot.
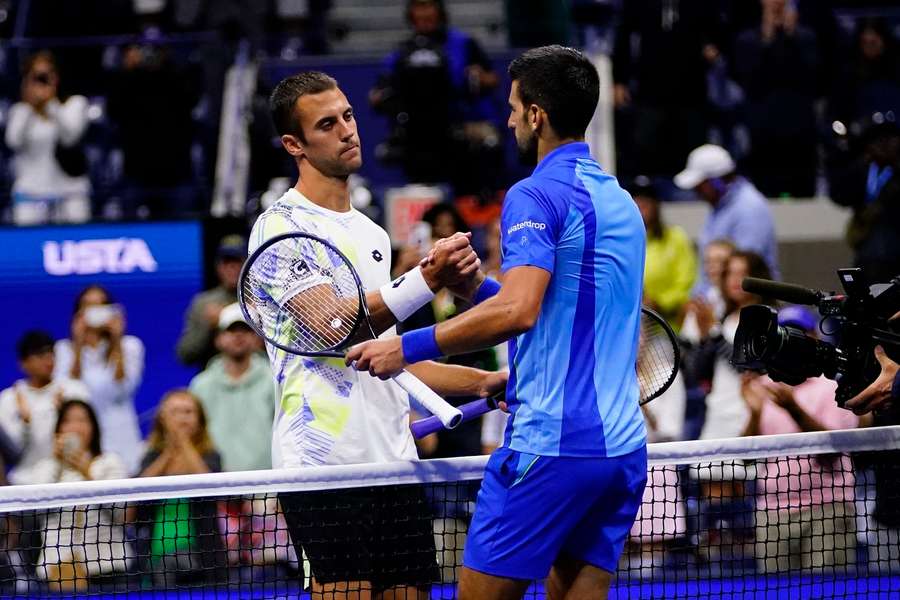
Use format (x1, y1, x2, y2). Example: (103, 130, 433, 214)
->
(239, 231, 463, 429)
(410, 306, 680, 438)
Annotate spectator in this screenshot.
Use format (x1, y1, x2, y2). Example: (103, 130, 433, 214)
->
(829, 116, 900, 283)
(370, 0, 501, 192)
(106, 37, 202, 219)
(612, 0, 722, 179)
(630, 176, 697, 330)
(4, 50, 90, 225)
(675, 144, 778, 288)
(733, 0, 819, 197)
(27, 400, 131, 591)
(831, 18, 900, 130)
(0, 330, 89, 485)
(689, 251, 774, 441)
(136, 389, 224, 586)
(189, 303, 274, 472)
(177, 234, 246, 368)
(742, 306, 859, 573)
(54, 285, 144, 474)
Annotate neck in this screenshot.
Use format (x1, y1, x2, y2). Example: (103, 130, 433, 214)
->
(224, 354, 252, 379)
(536, 136, 582, 165)
(295, 163, 352, 213)
(27, 376, 51, 389)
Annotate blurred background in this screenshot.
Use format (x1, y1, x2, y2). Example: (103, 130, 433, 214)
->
(0, 0, 898, 452)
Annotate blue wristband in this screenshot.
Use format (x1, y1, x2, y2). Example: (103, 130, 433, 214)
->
(401, 325, 442, 364)
(473, 277, 501, 305)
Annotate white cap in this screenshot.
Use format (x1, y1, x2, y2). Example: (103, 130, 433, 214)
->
(674, 144, 736, 190)
(218, 302, 248, 330)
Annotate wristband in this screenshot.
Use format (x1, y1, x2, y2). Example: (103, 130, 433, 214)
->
(473, 277, 501, 305)
(401, 325, 442, 364)
(380, 266, 435, 322)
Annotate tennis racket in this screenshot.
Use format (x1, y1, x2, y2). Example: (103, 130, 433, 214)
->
(410, 306, 680, 438)
(239, 231, 463, 430)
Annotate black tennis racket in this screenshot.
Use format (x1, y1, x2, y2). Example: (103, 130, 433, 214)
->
(410, 306, 680, 438)
(239, 231, 463, 429)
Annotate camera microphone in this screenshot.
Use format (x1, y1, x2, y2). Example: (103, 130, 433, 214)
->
(742, 278, 822, 306)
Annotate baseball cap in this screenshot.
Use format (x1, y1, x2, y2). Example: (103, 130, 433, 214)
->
(778, 305, 817, 333)
(674, 144, 736, 190)
(217, 234, 247, 260)
(218, 303, 251, 331)
(17, 330, 55, 360)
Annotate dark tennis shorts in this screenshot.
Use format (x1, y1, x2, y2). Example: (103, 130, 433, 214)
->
(280, 484, 440, 591)
(464, 445, 648, 579)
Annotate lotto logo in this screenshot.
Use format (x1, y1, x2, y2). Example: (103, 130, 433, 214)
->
(43, 239, 158, 276)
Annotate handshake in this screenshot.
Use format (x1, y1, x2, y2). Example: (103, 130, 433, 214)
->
(416, 231, 487, 302)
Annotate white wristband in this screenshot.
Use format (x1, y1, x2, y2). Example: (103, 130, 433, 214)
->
(380, 266, 435, 323)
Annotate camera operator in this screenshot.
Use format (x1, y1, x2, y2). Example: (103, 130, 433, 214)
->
(845, 344, 900, 416)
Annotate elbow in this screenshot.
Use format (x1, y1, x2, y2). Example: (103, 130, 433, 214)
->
(504, 303, 539, 336)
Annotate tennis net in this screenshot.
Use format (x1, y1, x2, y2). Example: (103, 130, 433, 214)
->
(1, 426, 899, 599)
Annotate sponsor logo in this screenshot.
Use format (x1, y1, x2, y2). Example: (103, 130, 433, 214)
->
(291, 259, 312, 279)
(392, 276, 405, 288)
(43, 239, 158, 276)
(507, 220, 547, 235)
(371, 250, 383, 262)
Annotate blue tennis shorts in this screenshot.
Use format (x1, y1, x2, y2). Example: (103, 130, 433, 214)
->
(463, 445, 647, 579)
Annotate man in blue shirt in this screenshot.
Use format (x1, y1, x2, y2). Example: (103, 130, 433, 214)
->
(348, 46, 648, 599)
(674, 144, 779, 292)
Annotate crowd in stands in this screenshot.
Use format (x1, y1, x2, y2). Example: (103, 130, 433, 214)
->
(1, 0, 899, 593)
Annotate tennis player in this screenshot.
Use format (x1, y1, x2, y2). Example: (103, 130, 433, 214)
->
(252, 71, 506, 600)
(347, 46, 648, 599)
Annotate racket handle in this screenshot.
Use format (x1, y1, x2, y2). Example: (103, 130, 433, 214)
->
(393, 370, 464, 430)
(410, 397, 497, 439)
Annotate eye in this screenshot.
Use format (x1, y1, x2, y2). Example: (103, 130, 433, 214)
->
(344, 109, 354, 121)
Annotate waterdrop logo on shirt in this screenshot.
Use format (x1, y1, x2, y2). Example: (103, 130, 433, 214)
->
(507, 220, 547, 235)
(43, 238, 159, 275)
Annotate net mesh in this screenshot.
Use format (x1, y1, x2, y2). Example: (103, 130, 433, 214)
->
(240, 233, 362, 354)
(2, 427, 900, 599)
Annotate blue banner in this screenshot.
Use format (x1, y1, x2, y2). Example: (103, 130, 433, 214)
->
(0, 222, 203, 434)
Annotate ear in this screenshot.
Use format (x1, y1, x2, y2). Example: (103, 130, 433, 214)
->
(281, 134, 306, 159)
(527, 104, 541, 132)
(214, 331, 225, 352)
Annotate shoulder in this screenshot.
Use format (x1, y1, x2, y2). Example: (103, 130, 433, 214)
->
(8, 102, 31, 117)
(61, 95, 88, 111)
(122, 335, 145, 352)
(92, 453, 127, 479)
(59, 378, 90, 401)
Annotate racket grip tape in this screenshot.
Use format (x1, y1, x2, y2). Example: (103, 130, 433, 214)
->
(409, 397, 498, 439)
(393, 370, 463, 429)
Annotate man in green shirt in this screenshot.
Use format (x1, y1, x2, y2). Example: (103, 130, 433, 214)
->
(189, 303, 274, 471)
(177, 235, 246, 368)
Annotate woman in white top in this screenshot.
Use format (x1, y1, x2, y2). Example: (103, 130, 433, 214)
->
(54, 285, 144, 474)
(4, 50, 91, 225)
(27, 399, 132, 591)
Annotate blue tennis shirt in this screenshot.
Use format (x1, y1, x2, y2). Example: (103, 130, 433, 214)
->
(501, 142, 647, 458)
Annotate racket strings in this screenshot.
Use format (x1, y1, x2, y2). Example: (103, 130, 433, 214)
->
(241, 236, 363, 354)
(637, 316, 678, 402)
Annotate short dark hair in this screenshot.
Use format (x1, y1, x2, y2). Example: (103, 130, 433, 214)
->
(56, 399, 102, 458)
(270, 71, 338, 142)
(508, 45, 600, 140)
(17, 330, 55, 360)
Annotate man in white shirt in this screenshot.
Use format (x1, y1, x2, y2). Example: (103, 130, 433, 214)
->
(256, 71, 505, 600)
(0, 330, 88, 485)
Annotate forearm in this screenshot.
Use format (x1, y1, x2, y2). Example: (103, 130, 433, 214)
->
(742, 411, 761, 437)
(406, 361, 489, 397)
(180, 445, 211, 474)
(139, 454, 171, 478)
(434, 295, 528, 357)
(364, 290, 399, 335)
(788, 405, 827, 433)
